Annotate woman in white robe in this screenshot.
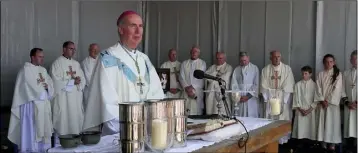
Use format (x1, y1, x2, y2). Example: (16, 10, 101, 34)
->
(314, 54, 343, 151)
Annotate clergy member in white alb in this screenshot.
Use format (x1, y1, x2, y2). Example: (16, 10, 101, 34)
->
(205, 52, 232, 115)
(341, 50, 357, 151)
(314, 54, 342, 151)
(231, 52, 260, 117)
(260, 50, 295, 144)
(81, 43, 100, 108)
(292, 66, 317, 141)
(160, 48, 182, 98)
(8, 48, 54, 153)
(50, 41, 86, 136)
(179, 46, 206, 115)
(82, 11, 165, 136)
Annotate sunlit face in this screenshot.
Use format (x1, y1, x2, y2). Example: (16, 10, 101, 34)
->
(63, 43, 76, 58)
(169, 50, 177, 62)
(270, 51, 281, 66)
(301, 71, 312, 81)
(89, 44, 99, 59)
(216, 53, 226, 65)
(323, 57, 335, 70)
(118, 14, 143, 48)
(31, 51, 44, 66)
(190, 47, 200, 60)
(351, 55, 357, 68)
(239, 56, 249, 66)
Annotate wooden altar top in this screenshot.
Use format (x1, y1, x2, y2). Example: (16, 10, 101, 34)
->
(193, 120, 291, 153)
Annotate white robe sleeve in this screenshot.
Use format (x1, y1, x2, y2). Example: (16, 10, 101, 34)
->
(75, 62, 86, 90)
(327, 73, 343, 105)
(292, 83, 300, 109)
(50, 60, 71, 95)
(314, 74, 325, 102)
(260, 70, 269, 102)
(179, 62, 190, 88)
(81, 59, 91, 87)
(230, 68, 239, 90)
(252, 66, 260, 98)
(341, 72, 347, 98)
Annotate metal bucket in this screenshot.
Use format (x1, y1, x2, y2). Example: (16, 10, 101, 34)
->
(165, 98, 187, 148)
(118, 102, 145, 153)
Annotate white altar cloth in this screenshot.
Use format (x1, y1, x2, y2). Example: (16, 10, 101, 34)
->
(47, 117, 272, 153)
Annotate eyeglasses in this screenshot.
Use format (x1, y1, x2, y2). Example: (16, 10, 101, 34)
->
(67, 47, 76, 51)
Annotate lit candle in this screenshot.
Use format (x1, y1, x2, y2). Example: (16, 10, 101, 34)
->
(151, 119, 168, 150)
(269, 98, 281, 115)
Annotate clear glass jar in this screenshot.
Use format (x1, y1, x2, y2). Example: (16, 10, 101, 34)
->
(145, 100, 173, 153)
(266, 89, 284, 119)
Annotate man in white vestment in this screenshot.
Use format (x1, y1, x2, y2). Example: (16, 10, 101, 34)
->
(50, 41, 86, 136)
(179, 46, 206, 115)
(82, 11, 165, 136)
(81, 43, 100, 108)
(341, 50, 357, 152)
(292, 66, 317, 141)
(8, 48, 54, 153)
(314, 54, 343, 151)
(160, 49, 182, 98)
(260, 50, 295, 144)
(205, 52, 232, 115)
(231, 52, 260, 117)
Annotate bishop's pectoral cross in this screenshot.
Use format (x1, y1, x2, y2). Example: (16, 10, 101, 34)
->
(37, 73, 45, 84)
(137, 78, 145, 95)
(271, 71, 281, 89)
(66, 66, 77, 78)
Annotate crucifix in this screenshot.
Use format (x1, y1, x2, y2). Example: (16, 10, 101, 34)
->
(271, 71, 281, 89)
(37, 73, 45, 84)
(137, 78, 145, 95)
(66, 66, 77, 78)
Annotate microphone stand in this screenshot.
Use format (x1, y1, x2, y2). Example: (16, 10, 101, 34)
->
(218, 80, 234, 120)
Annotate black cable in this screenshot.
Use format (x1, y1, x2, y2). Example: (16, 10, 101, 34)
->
(234, 117, 249, 153)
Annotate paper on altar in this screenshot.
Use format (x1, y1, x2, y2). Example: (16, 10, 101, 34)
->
(187, 122, 245, 142)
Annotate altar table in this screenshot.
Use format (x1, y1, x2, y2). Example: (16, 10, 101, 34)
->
(47, 117, 291, 153)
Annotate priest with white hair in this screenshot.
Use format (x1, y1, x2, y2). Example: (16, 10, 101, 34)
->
(8, 48, 54, 153)
(231, 52, 260, 117)
(205, 52, 232, 115)
(260, 50, 295, 144)
(160, 48, 182, 98)
(82, 10, 165, 136)
(179, 46, 206, 115)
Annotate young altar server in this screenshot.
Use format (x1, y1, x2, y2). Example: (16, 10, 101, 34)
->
(341, 50, 357, 152)
(8, 48, 54, 153)
(292, 66, 317, 141)
(314, 54, 342, 151)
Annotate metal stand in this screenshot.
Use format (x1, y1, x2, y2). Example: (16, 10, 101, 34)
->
(217, 81, 234, 121)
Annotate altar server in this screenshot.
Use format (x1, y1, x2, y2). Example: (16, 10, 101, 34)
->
(179, 46, 206, 115)
(260, 50, 295, 144)
(50, 41, 86, 136)
(231, 52, 260, 117)
(160, 49, 182, 98)
(81, 43, 100, 107)
(82, 11, 165, 136)
(292, 66, 317, 140)
(341, 50, 357, 152)
(314, 54, 342, 151)
(205, 52, 232, 115)
(8, 48, 54, 153)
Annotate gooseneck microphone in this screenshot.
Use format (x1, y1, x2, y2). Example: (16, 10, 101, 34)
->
(193, 70, 224, 82)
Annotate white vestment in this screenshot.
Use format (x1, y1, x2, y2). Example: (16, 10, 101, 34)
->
(231, 63, 260, 118)
(179, 59, 206, 115)
(292, 79, 317, 140)
(160, 61, 182, 98)
(205, 62, 232, 115)
(50, 56, 86, 135)
(314, 69, 342, 143)
(82, 43, 165, 136)
(341, 67, 357, 138)
(81, 56, 97, 108)
(8, 62, 54, 153)
(260, 62, 295, 144)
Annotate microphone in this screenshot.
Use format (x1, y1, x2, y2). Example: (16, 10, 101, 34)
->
(193, 70, 224, 82)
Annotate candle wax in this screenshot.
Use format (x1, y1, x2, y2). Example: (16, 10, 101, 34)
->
(269, 98, 281, 115)
(151, 119, 168, 150)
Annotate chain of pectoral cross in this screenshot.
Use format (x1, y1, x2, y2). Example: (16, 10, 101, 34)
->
(122, 46, 145, 94)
